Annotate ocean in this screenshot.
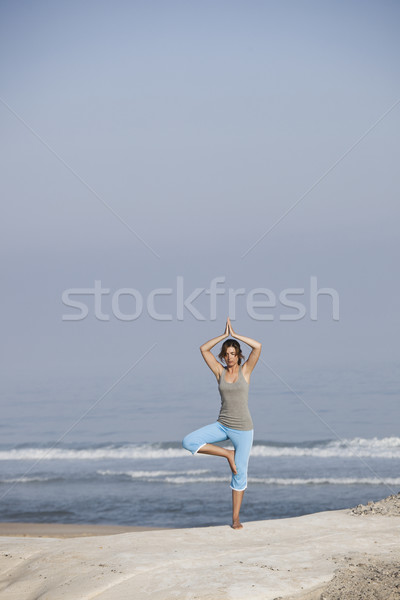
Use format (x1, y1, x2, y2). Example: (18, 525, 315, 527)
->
(1, 438, 399, 528)
(1, 361, 399, 528)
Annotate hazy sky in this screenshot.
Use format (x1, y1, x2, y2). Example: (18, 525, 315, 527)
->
(1, 1, 399, 441)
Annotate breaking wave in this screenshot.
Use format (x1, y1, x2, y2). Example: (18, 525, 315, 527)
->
(0, 437, 399, 461)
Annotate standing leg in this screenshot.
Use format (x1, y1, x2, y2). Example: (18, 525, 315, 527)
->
(226, 428, 254, 529)
(232, 490, 245, 529)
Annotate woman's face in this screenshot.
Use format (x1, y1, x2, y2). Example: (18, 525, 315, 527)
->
(224, 346, 238, 367)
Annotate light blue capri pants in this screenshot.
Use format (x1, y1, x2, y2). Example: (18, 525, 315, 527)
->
(182, 421, 254, 491)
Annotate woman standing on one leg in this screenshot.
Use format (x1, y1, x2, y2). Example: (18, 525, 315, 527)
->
(182, 317, 261, 529)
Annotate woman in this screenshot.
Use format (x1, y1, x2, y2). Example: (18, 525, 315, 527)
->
(182, 317, 261, 529)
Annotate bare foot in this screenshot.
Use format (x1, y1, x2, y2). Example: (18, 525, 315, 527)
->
(231, 520, 243, 530)
(226, 449, 237, 474)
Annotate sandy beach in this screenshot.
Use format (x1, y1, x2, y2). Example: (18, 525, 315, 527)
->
(0, 495, 400, 599)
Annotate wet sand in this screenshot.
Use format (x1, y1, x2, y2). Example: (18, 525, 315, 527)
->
(0, 522, 167, 538)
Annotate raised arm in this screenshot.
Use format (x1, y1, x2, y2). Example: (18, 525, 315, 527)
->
(200, 321, 230, 379)
(227, 317, 262, 377)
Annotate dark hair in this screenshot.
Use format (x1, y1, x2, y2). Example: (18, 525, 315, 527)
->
(218, 339, 245, 365)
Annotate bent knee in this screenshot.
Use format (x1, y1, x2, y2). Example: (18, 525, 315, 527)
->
(182, 434, 196, 453)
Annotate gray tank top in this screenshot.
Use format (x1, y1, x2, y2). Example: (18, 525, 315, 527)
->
(217, 365, 254, 431)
